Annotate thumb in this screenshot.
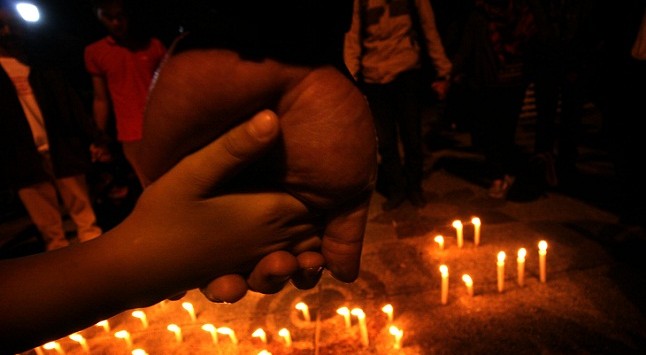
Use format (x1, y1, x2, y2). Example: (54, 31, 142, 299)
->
(158, 110, 280, 195)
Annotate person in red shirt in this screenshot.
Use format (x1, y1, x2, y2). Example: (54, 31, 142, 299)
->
(84, 0, 166, 186)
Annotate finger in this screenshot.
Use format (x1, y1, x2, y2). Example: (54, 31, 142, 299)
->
(321, 190, 372, 282)
(159, 110, 280, 196)
(246, 251, 299, 294)
(200, 274, 248, 304)
(290, 251, 325, 290)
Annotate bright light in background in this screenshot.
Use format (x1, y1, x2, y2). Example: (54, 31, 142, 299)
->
(15, 2, 40, 22)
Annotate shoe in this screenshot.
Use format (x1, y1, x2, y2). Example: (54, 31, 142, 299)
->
(408, 189, 427, 208)
(488, 175, 515, 199)
(382, 194, 406, 211)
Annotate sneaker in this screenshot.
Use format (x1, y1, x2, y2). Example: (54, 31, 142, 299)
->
(488, 175, 515, 199)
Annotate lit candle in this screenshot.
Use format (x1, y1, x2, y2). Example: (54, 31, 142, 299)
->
(517, 248, 527, 287)
(131, 310, 148, 329)
(351, 308, 369, 346)
(336, 306, 351, 328)
(434, 235, 445, 251)
(96, 320, 110, 332)
(471, 217, 481, 246)
(182, 301, 197, 322)
(295, 301, 311, 322)
(389, 325, 404, 349)
(462, 274, 474, 297)
(539, 240, 548, 283)
(201, 324, 218, 344)
(452, 220, 464, 248)
(115, 330, 133, 349)
(166, 324, 183, 343)
(278, 328, 292, 347)
(440, 264, 449, 305)
(217, 327, 238, 345)
(252, 328, 268, 344)
(43, 341, 65, 355)
(132, 349, 148, 355)
(258, 351, 272, 355)
(69, 333, 89, 353)
(381, 304, 394, 323)
(497, 251, 506, 293)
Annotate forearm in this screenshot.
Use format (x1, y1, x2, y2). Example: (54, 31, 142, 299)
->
(0, 228, 172, 352)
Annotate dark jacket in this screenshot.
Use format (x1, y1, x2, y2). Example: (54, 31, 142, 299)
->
(0, 60, 95, 189)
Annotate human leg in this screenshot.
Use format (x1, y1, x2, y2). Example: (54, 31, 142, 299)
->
(56, 174, 102, 242)
(17, 182, 69, 250)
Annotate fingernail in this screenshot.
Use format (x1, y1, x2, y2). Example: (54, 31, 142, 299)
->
(250, 110, 278, 138)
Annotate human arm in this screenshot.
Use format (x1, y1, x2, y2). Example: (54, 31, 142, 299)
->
(135, 44, 377, 301)
(89, 75, 112, 162)
(0, 111, 322, 353)
(416, 0, 452, 99)
(343, 0, 363, 80)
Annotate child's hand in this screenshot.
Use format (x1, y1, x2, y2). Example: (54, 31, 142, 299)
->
(117, 111, 323, 299)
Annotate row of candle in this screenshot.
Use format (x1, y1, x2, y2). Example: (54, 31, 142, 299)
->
(439, 240, 549, 303)
(36, 301, 401, 354)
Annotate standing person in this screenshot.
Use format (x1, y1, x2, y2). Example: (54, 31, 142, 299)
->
(84, 0, 166, 186)
(0, 4, 102, 250)
(526, 0, 600, 190)
(344, 0, 453, 210)
(451, 0, 536, 199)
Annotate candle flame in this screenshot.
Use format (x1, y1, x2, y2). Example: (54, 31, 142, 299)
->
(167, 324, 180, 332)
(252, 328, 266, 338)
(539, 240, 548, 251)
(518, 248, 527, 259)
(439, 264, 448, 276)
(452, 220, 463, 228)
(462, 274, 473, 286)
(471, 217, 481, 225)
(43, 342, 59, 350)
(181, 302, 194, 312)
(258, 351, 272, 355)
(336, 306, 350, 316)
(132, 350, 148, 355)
(497, 251, 506, 262)
(382, 304, 393, 314)
(434, 235, 444, 243)
(115, 330, 130, 339)
(351, 308, 366, 318)
(278, 328, 291, 337)
(202, 323, 216, 332)
(389, 325, 403, 336)
(295, 302, 308, 311)
(69, 333, 84, 342)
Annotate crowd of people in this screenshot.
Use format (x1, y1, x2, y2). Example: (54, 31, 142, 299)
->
(1, 0, 645, 351)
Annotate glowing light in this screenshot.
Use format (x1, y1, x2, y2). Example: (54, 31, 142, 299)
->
(452, 220, 464, 248)
(295, 301, 311, 322)
(462, 274, 474, 297)
(16, 3, 40, 22)
(497, 251, 506, 292)
(539, 240, 548, 283)
(389, 325, 404, 349)
(131, 310, 148, 329)
(69, 333, 89, 353)
(115, 330, 133, 349)
(182, 302, 196, 322)
(381, 304, 394, 322)
(336, 306, 351, 328)
(440, 264, 449, 304)
(252, 328, 267, 344)
(201, 323, 218, 344)
(278, 328, 292, 347)
(471, 217, 481, 246)
(217, 326, 238, 344)
(434, 235, 445, 250)
(166, 324, 183, 343)
(351, 308, 369, 346)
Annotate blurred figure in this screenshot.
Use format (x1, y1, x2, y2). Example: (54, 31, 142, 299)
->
(84, 0, 166, 187)
(344, 0, 452, 210)
(526, 0, 600, 190)
(451, 0, 536, 199)
(0, 4, 102, 250)
(593, 0, 646, 228)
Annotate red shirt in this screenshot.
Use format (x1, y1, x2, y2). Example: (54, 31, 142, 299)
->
(84, 36, 166, 142)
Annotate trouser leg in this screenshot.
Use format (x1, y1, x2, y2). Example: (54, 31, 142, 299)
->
(56, 174, 103, 242)
(18, 182, 69, 250)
